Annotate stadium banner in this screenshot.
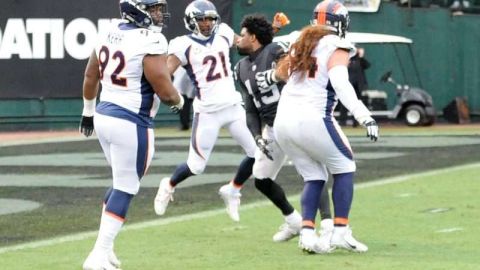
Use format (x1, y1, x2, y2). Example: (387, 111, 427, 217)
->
(0, 0, 232, 99)
(344, 0, 382, 12)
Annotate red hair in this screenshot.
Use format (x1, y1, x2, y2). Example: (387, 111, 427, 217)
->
(277, 25, 330, 80)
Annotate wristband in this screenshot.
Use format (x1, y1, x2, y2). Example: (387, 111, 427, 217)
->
(82, 97, 96, 117)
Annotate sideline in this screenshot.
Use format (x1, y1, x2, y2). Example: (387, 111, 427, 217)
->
(1, 124, 479, 146)
(0, 162, 478, 255)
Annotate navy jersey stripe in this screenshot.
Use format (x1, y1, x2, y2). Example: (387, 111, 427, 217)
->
(118, 22, 137, 30)
(324, 118, 353, 160)
(188, 33, 215, 46)
(96, 101, 153, 128)
(183, 45, 201, 100)
(325, 80, 337, 117)
(136, 125, 149, 179)
(191, 112, 205, 159)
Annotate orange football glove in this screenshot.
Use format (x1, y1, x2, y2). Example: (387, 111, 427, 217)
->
(272, 12, 290, 30)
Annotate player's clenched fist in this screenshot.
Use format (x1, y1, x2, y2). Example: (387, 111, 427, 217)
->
(79, 116, 94, 137)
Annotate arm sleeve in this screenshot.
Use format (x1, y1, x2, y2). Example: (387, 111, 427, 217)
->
(245, 104, 262, 138)
(328, 65, 372, 123)
(272, 44, 287, 63)
(237, 79, 262, 137)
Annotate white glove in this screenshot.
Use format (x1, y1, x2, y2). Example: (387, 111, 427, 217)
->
(357, 116, 379, 142)
(255, 69, 278, 89)
(170, 95, 184, 114)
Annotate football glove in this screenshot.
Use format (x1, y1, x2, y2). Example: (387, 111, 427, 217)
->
(255, 69, 278, 90)
(272, 12, 290, 29)
(359, 116, 379, 142)
(79, 116, 94, 137)
(170, 95, 185, 114)
(255, 135, 274, 161)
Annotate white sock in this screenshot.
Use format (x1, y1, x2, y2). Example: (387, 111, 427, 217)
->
(320, 218, 334, 230)
(93, 211, 124, 252)
(301, 227, 316, 236)
(285, 210, 302, 224)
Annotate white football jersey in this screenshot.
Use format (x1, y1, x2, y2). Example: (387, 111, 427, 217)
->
(95, 19, 168, 127)
(280, 34, 356, 118)
(168, 23, 242, 113)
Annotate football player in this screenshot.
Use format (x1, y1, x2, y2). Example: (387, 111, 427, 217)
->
(79, 0, 183, 269)
(235, 14, 334, 243)
(257, 0, 379, 253)
(154, 0, 257, 222)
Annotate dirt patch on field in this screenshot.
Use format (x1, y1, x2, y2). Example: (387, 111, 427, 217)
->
(0, 130, 79, 143)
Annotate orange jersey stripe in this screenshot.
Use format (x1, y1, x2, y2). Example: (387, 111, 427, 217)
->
(302, 220, 315, 228)
(231, 180, 242, 189)
(334, 217, 349, 225)
(105, 211, 126, 222)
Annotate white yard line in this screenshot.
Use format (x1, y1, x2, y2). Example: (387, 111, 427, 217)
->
(0, 162, 478, 255)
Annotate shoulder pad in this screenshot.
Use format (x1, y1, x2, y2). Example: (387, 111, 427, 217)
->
(333, 36, 354, 50)
(325, 35, 356, 57)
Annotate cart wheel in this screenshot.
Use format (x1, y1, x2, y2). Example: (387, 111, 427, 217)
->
(404, 105, 426, 126)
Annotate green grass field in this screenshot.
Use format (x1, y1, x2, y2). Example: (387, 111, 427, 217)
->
(1, 163, 478, 270)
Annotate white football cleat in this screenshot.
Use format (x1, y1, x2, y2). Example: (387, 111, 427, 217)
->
(317, 219, 334, 251)
(83, 249, 119, 270)
(273, 211, 302, 242)
(299, 229, 334, 254)
(331, 226, 368, 252)
(218, 184, 241, 222)
(273, 223, 301, 242)
(154, 177, 175, 215)
(108, 250, 121, 269)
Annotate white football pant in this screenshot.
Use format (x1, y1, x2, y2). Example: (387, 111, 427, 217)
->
(94, 113, 154, 195)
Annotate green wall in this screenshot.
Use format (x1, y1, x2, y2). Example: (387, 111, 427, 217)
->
(233, 1, 480, 112)
(0, 99, 177, 131)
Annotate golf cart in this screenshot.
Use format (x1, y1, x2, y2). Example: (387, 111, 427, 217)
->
(273, 31, 436, 126)
(345, 32, 436, 126)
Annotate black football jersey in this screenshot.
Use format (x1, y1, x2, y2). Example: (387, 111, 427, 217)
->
(235, 43, 286, 127)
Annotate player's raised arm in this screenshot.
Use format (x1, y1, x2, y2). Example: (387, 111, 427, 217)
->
(272, 12, 290, 34)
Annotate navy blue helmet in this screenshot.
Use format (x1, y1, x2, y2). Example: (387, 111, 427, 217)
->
(119, 0, 170, 31)
(311, 0, 349, 38)
(183, 0, 220, 37)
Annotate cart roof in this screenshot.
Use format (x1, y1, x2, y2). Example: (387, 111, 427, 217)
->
(346, 32, 413, 44)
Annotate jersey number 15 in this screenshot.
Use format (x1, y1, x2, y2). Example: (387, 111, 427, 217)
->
(244, 79, 280, 108)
